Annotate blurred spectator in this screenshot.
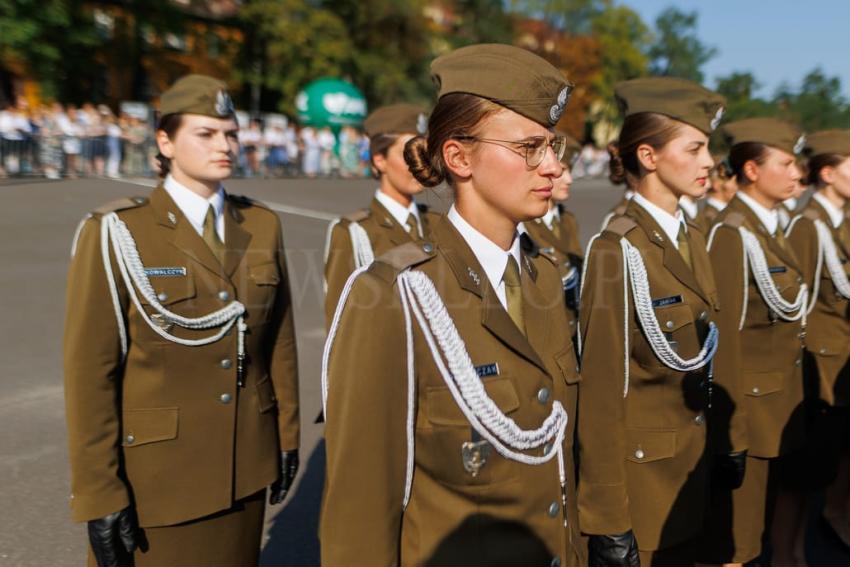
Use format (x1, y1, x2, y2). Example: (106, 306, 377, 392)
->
(338, 126, 361, 178)
(301, 126, 320, 177)
(240, 118, 263, 177)
(0, 97, 34, 176)
(264, 123, 288, 177)
(317, 126, 336, 177)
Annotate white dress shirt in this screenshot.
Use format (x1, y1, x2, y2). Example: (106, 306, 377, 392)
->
(813, 192, 845, 229)
(541, 205, 560, 230)
(374, 190, 422, 237)
(164, 174, 225, 242)
(632, 192, 687, 249)
(448, 205, 522, 311)
(678, 195, 699, 220)
(707, 197, 727, 212)
(737, 191, 779, 235)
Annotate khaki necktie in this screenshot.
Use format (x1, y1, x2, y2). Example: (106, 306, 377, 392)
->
(677, 223, 692, 270)
(503, 255, 525, 335)
(405, 213, 421, 241)
(203, 205, 225, 264)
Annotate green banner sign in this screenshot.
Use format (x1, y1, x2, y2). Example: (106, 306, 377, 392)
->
(295, 78, 368, 128)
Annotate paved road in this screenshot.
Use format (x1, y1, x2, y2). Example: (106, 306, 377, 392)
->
(0, 176, 845, 566)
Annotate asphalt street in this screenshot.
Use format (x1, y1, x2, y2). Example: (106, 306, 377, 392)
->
(0, 175, 845, 566)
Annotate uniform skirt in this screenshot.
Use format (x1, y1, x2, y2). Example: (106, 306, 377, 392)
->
(87, 490, 266, 567)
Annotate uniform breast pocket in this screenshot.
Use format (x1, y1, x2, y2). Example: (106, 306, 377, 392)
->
(554, 347, 581, 386)
(634, 302, 694, 371)
(247, 262, 280, 321)
(122, 407, 179, 448)
(140, 274, 197, 308)
(421, 378, 521, 487)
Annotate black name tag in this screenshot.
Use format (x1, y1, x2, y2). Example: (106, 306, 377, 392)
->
(474, 363, 500, 378)
(144, 267, 187, 277)
(768, 266, 787, 274)
(652, 295, 683, 308)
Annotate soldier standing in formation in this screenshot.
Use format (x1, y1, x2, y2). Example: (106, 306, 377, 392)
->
(700, 118, 808, 566)
(64, 75, 300, 566)
(579, 77, 740, 566)
(323, 103, 439, 326)
(699, 155, 737, 228)
(321, 44, 583, 566)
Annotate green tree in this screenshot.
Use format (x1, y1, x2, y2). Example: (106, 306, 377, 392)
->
(648, 7, 716, 83)
(774, 68, 850, 131)
(450, 0, 515, 47)
(714, 71, 775, 121)
(512, 0, 603, 34)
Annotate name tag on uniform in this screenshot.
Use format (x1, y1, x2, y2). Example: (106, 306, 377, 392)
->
(474, 363, 500, 378)
(768, 266, 787, 274)
(144, 267, 187, 277)
(652, 295, 683, 308)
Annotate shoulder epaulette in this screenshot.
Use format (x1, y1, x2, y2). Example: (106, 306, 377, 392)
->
(343, 209, 370, 223)
(370, 241, 436, 283)
(604, 216, 637, 237)
(722, 211, 745, 229)
(227, 193, 269, 209)
(93, 196, 148, 216)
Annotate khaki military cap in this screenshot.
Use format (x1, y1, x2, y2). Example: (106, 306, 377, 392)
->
(805, 129, 850, 157)
(615, 77, 726, 135)
(160, 74, 235, 118)
(722, 117, 806, 155)
(431, 43, 573, 127)
(363, 104, 428, 137)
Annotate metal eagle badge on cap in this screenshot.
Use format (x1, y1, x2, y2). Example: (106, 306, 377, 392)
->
(794, 134, 806, 155)
(215, 90, 235, 117)
(710, 106, 725, 131)
(549, 86, 572, 125)
(416, 113, 428, 135)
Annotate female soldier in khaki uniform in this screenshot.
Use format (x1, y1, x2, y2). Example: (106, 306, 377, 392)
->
(579, 77, 744, 566)
(786, 130, 850, 550)
(324, 104, 440, 326)
(64, 75, 300, 566)
(698, 155, 737, 228)
(321, 44, 582, 567)
(522, 134, 582, 338)
(700, 118, 808, 566)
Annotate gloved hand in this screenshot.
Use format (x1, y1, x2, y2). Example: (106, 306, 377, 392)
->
(588, 530, 640, 567)
(87, 506, 138, 567)
(269, 449, 299, 505)
(714, 450, 747, 490)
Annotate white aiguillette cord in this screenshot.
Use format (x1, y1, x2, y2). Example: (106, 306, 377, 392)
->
(99, 212, 247, 368)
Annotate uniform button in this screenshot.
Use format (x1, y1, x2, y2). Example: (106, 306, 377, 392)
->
(798, 332, 806, 340)
(133, 197, 146, 204)
(569, 320, 575, 326)
(665, 320, 674, 330)
(634, 449, 645, 459)
(547, 501, 560, 518)
(752, 387, 760, 394)
(543, 442, 553, 455)
(694, 414, 705, 425)
(218, 291, 230, 301)
(699, 311, 708, 321)
(220, 393, 232, 404)
(537, 388, 551, 404)
(220, 358, 232, 369)
(819, 348, 827, 355)
(125, 434, 135, 444)
(795, 358, 802, 367)
(422, 242, 434, 253)
(551, 558, 562, 567)
(157, 292, 168, 302)
(575, 365, 580, 373)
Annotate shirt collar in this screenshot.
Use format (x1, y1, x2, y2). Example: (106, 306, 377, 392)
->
(541, 206, 559, 230)
(813, 192, 845, 228)
(678, 195, 699, 220)
(163, 174, 225, 232)
(632, 192, 687, 248)
(374, 189, 420, 231)
(707, 197, 727, 212)
(447, 205, 522, 292)
(737, 191, 779, 235)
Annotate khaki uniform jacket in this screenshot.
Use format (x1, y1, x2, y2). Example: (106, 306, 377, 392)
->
(523, 205, 582, 336)
(321, 217, 582, 567)
(324, 197, 439, 327)
(64, 185, 299, 527)
(709, 196, 806, 458)
(699, 201, 722, 228)
(599, 196, 630, 230)
(786, 198, 850, 406)
(578, 200, 729, 551)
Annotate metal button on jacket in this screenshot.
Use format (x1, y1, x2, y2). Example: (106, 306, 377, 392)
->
(694, 414, 705, 425)
(125, 434, 135, 444)
(634, 449, 645, 459)
(752, 387, 760, 394)
(547, 501, 560, 518)
(157, 292, 168, 302)
(219, 393, 232, 404)
(550, 558, 561, 567)
(537, 388, 551, 404)
(422, 243, 434, 253)
(218, 291, 230, 301)
(220, 358, 232, 370)
(665, 320, 674, 330)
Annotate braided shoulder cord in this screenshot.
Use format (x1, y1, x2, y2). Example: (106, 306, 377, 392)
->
(322, 218, 341, 294)
(706, 223, 749, 330)
(814, 219, 850, 300)
(348, 221, 375, 269)
(70, 214, 92, 258)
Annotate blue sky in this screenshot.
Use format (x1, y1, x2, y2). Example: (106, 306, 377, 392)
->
(626, 0, 850, 98)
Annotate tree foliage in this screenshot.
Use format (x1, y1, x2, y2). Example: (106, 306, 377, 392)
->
(648, 7, 716, 82)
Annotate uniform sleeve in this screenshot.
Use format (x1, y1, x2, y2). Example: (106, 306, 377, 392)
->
(577, 236, 632, 536)
(320, 271, 407, 566)
(63, 217, 130, 522)
(707, 226, 748, 454)
(269, 218, 300, 451)
(564, 212, 583, 258)
(324, 222, 356, 329)
(786, 218, 819, 294)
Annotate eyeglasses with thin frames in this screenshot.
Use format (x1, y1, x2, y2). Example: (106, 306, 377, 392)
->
(455, 135, 567, 168)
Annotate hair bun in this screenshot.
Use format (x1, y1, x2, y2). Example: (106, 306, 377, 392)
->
(607, 142, 627, 186)
(404, 136, 445, 187)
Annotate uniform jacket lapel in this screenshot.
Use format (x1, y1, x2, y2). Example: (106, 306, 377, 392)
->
(222, 198, 253, 278)
(371, 198, 414, 246)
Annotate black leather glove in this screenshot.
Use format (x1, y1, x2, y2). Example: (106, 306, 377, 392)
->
(87, 506, 138, 567)
(588, 530, 640, 567)
(714, 450, 747, 490)
(269, 449, 299, 505)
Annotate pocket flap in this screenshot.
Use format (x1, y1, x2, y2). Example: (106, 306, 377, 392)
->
(256, 374, 278, 413)
(744, 371, 783, 397)
(625, 429, 676, 463)
(555, 347, 581, 384)
(250, 262, 280, 286)
(141, 273, 196, 306)
(122, 407, 179, 447)
(427, 378, 520, 426)
(653, 303, 693, 333)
